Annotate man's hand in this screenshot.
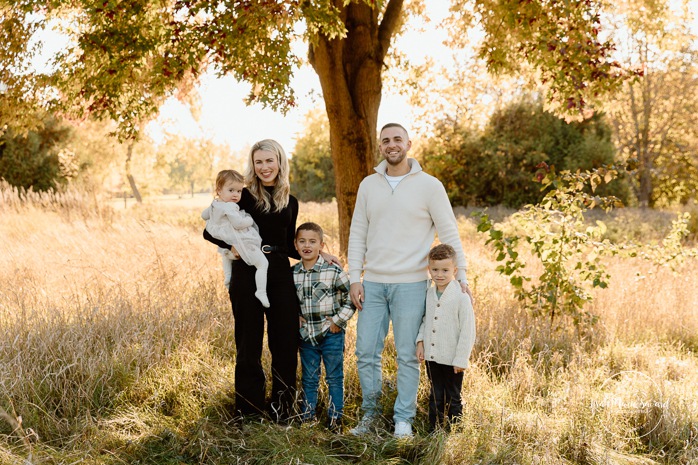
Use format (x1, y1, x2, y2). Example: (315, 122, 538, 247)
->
(299, 316, 306, 328)
(454, 366, 465, 373)
(416, 341, 425, 362)
(350, 282, 364, 311)
(460, 281, 475, 306)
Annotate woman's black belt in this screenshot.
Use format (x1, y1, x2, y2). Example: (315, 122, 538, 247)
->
(261, 245, 288, 254)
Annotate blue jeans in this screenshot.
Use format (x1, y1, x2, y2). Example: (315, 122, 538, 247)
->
(299, 330, 345, 421)
(355, 280, 428, 424)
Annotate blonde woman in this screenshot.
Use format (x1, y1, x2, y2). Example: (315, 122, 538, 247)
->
(204, 139, 340, 422)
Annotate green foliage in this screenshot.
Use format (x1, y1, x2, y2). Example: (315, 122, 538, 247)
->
(476, 163, 696, 331)
(0, 0, 350, 139)
(0, 117, 77, 192)
(61, 119, 124, 190)
(419, 97, 630, 208)
(632, 212, 698, 270)
(289, 109, 335, 202)
(155, 135, 227, 196)
(0, 6, 44, 134)
(653, 146, 698, 207)
(449, 0, 633, 114)
(2, 0, 634, 138)
(604, 0, 698, 207)
(476, 165, 623, 329)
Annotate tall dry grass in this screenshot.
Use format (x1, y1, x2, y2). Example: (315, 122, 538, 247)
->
(1, 185, 697, 464)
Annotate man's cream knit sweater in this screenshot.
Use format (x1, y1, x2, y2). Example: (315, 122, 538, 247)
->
(348, 158, 468, 284)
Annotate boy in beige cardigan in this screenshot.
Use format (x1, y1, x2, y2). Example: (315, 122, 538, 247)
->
(416, 244, 476, 431)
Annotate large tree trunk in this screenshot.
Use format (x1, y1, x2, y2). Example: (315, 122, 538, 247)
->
(309, 0, 403, 257)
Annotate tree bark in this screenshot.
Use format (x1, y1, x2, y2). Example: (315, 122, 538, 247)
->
(125, 140, 142, 203)
(309, 0, 403, 257)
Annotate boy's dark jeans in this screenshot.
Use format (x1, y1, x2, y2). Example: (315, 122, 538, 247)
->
(300, 330, 345, 422)
(426, 360, 464, 429)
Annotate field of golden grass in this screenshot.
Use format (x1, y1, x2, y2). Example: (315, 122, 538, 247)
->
(1, 186, 696, 464)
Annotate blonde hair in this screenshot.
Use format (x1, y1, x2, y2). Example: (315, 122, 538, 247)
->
(245, 139, 290, 212)
(214, 169, 244, 196)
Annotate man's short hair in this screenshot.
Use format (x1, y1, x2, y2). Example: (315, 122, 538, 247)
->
(296, 222, 324, 241)
(380, 123, 409, 140)
(428, 243, 456, 262)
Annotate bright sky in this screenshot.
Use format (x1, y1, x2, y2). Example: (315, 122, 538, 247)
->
(147, 3, 453, 156)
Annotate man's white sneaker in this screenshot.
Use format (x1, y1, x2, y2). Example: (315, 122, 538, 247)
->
(393, 421, 413, 438)
(349, 417, 373, 436)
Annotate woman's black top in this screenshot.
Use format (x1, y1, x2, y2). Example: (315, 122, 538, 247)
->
(203, 186, 300, 261)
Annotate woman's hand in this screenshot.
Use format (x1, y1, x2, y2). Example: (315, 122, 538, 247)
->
(320, 251, 342, 267)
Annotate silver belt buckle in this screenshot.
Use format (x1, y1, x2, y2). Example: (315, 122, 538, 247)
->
(261, 245, 272, 254)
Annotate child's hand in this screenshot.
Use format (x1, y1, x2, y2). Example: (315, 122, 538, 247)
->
(416, 341, 424, 362)
(454, 366, 465, 373)
(229, 245, 240, 260)
(327, 317, 341, 333)
(299, 316, 307, 328)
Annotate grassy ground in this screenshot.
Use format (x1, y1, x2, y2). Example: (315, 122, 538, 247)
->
(1, 187, 697, 465)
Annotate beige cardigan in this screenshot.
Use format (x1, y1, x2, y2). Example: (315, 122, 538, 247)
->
(416, 280, 476, 369)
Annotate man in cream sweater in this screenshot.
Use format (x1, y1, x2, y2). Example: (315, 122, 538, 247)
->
(347, 123, 473, 438)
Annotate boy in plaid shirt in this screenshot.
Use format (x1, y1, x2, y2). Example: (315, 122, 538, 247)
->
(293, 222, 355, 432)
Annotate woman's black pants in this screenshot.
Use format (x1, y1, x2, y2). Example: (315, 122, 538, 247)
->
(230, 253, 299, 420)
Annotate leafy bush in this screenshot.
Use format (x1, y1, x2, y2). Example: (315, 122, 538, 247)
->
(0, 117, 77, 192)
(476, 165, 622, 330)
(418, 97, 631, 208)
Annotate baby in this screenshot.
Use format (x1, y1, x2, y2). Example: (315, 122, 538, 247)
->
(201, 169, 269, 307)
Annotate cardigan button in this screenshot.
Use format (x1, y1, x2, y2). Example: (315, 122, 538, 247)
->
(436, 303, 440, 307)
(434, 316, 438, 320)
(431, 343, 434, 346)
(430, 356, 434, 359)
(432, 329, 436, 333)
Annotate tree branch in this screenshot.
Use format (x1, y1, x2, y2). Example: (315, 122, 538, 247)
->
(377, 0, 404, 61)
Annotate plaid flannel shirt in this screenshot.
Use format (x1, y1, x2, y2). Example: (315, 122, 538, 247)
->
(293, 255, 355, 346)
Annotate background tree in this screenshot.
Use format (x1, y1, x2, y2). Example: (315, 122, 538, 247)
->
(0, 6, 44, 134)
(64, 119, 123, 190)
(605, 0, 698, 207)
(289, 109, 335, 202)
(0, 116, 76, 192)
(155, 135, 225, 197)
(2, 0, 631, 254)
(418, 97, 630, 208)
